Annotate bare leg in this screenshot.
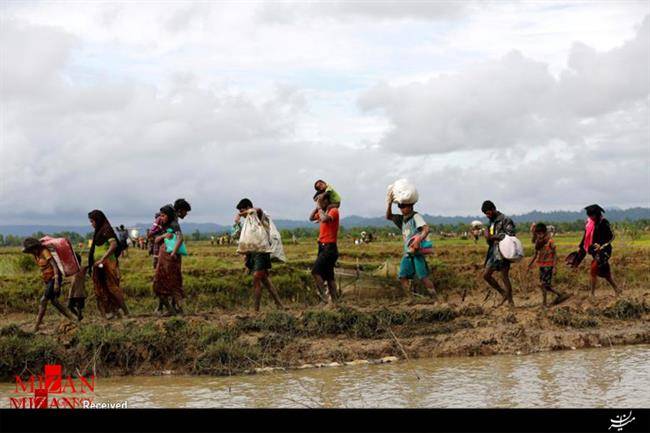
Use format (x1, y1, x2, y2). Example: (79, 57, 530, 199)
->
(590, 275, 597, 297)
(399, 278, 412, 296)
(605, 275, 621, 295)
(421, 277, 437, 299)
(500, 268, 514, 306)
(51, 298, 78, 322)
(541, 285, 548, 307)
(253, 272, 264, 312)
(483, 268, 506, 303)
(34, 298, 47, 332)
(262, 276, 284, 308)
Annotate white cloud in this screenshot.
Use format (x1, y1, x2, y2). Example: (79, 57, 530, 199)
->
(359, 17, 650, 155)
(1, 2, 648, 226)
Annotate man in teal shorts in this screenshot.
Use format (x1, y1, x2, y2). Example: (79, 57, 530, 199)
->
(385, 195, 437, 299)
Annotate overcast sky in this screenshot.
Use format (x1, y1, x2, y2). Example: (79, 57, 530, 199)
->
(1, 1, 649, 226)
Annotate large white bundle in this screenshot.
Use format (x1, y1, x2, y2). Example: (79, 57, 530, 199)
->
(267, 217, 287, 262)
(387, 178, 419, 204)
(498, 235, 524, 262)
(236, 213, 271, 254)
(470, 220, 483, 228)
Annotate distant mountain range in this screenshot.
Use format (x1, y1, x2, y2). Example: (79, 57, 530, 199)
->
(1, 207, 648, 237)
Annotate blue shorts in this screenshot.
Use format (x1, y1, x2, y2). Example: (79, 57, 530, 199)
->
(398, 255, 430, 280)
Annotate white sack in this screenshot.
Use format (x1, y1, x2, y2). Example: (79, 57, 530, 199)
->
(498, 235, 525, 262)
(387, 178, 419, 205)
(236, 213, 271, 254)
(267, 217, 287, 262)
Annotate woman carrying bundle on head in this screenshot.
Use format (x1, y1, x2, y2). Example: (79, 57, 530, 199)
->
(88, 209, 129, 319)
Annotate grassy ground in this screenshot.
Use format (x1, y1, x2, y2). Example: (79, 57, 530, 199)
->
(0, 232, 648, 379)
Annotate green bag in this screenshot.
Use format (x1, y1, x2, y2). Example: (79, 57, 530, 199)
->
(164, 229, 188, 256)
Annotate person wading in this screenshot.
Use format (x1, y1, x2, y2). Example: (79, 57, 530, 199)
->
(88, 210, 129, 319)
(152, 204, 188, 315)
(578, 204, 621, 297)
(481, 200, 516, 307)
(22, 238, 77, 332)
(309, 192, 340, 304)
(234, 198, 284, 313)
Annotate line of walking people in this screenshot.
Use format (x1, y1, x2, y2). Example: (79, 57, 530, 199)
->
(21, 179, 621, 331)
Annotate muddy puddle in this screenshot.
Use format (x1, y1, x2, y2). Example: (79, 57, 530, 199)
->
(3, 344, 648, 408)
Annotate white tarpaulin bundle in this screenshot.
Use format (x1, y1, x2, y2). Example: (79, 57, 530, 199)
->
(268, 217, 287, 262)
(498, 235, 525, 262)
(387, 178, 419, 205)
(470, 220, 483, 228)
(236, 213, 271, 254)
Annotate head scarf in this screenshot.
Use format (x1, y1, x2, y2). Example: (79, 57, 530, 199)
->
(584, 204, 605, 216)
(88, 209, 117, 274)
(583, 204, 604, 253)
(583, 218, 596, 253)
(22, 237, 42, 254)
(159, 204, 177, 229)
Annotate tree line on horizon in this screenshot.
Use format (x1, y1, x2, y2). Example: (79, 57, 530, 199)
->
(1, 218, 648, 247)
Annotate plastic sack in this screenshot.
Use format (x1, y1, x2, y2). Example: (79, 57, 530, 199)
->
(498, 235, 524, 262)
(236, 213, 271, 254)
(267, 218, 287, 262)
(407, 237, 433, 255)
(40, 236, 80, 277)
(163, 229, 188, 256)
(387, 178, 419, 205)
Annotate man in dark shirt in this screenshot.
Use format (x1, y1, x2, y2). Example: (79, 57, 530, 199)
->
(481, 200, 516, 307)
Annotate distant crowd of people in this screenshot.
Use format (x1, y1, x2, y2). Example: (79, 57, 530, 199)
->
(21, 179, 620, 332)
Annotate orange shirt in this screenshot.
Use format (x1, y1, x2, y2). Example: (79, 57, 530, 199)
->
(35, 248, 56, 282)
(318, 208, 339, 244)
(537, 238, 556, 267)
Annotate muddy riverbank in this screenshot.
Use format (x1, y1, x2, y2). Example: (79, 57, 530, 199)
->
(1, 289, 648, 380)
(6, 344, 647, 408)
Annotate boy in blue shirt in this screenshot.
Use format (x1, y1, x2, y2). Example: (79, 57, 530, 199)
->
(386, 194, 436, 298)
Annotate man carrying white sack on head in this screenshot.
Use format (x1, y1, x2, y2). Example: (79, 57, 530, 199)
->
(385, 180, 437, 299)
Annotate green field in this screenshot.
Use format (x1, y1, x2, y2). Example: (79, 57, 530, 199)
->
(0, 231, 648, 379)
(1, 231, 648, 315)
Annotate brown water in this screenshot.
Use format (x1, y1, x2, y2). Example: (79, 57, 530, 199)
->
(3, 345, 649, 408)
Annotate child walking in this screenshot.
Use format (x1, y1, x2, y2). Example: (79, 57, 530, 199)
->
(22, 238, 77, 331)
(528, 223, 571, 307)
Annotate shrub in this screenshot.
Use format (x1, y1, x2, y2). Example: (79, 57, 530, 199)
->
(17, 256, 36, 273)
(602, 300, 644, 320)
